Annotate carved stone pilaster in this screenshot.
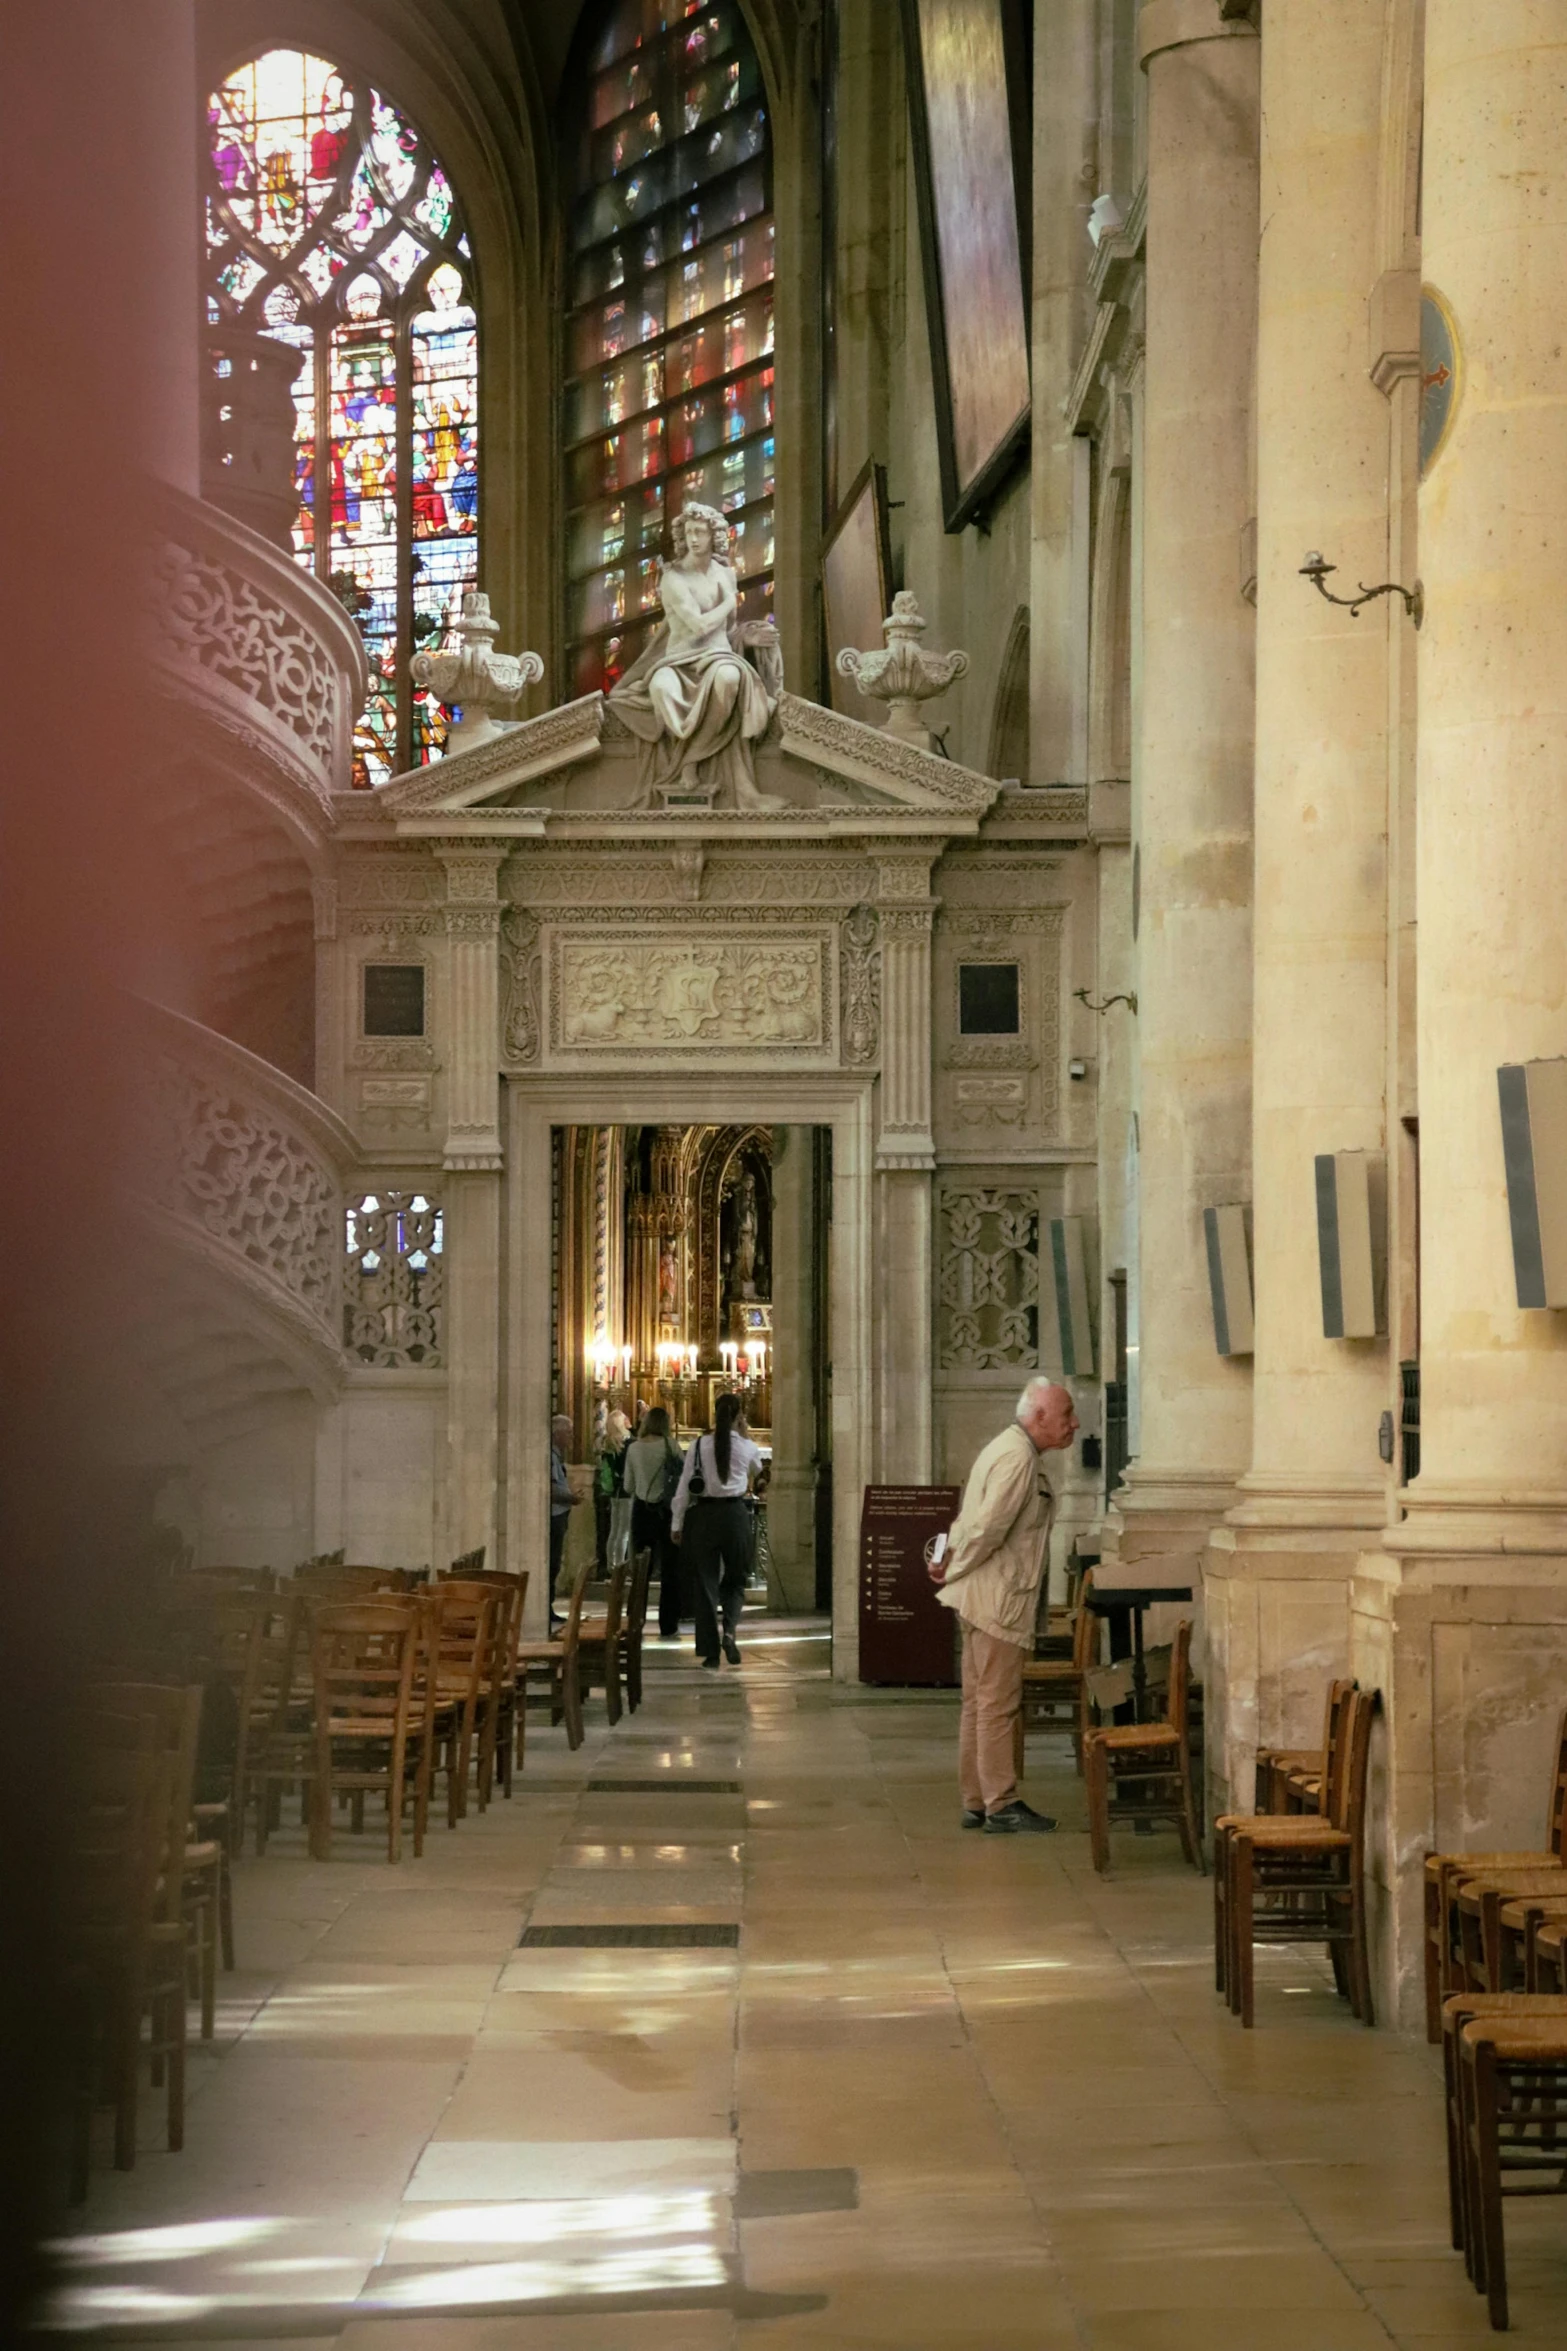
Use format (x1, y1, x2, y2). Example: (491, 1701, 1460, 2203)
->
(874, 852, 939, 1171)
(436, 843, 507, 1171)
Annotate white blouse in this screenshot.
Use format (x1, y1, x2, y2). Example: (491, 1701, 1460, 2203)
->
(670, 1431, 763, 1533)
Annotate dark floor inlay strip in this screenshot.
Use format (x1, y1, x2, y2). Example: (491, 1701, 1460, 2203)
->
(519, 1922, 740, 1948)
(585, 1776, 742, 1793)
(735, 2166, 860, 2219)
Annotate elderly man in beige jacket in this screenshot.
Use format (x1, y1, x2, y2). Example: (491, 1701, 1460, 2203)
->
(931, 1377, 1078, 1834)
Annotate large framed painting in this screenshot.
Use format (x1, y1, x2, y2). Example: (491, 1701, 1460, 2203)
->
(821, 458, 893, 717)
(901, 0, 1032, 531)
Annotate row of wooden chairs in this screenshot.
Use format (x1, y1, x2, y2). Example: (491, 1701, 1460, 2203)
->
(1423, 1706, 1567, 2034)
(1215, 1682, 1379, 2028)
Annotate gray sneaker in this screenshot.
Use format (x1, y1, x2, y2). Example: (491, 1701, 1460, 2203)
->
(961, 1807, 986, 1830)
(982, 1801, 1058, 1835)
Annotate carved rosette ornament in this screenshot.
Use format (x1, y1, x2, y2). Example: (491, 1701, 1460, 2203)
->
(835, 591, 970, 751)
(411, 591, 544, 753)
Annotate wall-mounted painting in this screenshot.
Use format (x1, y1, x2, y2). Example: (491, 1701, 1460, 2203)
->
(901, 0, 1032, 531)
(822, 458, 894, 718)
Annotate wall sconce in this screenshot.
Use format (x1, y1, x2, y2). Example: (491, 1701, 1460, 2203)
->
(1074, 988, 1137, 1016)
(1300, 551, 1423, 628)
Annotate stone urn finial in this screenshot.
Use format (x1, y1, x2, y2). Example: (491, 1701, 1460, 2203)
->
(411, 591, 544, 753)
(835, 590, 970, 750)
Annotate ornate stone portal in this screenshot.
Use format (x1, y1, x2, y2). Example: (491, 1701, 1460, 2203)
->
(326, 651, 1086, 1666)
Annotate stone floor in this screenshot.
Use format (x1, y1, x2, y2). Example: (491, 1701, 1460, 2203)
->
(47, 1616, 1567, 2347)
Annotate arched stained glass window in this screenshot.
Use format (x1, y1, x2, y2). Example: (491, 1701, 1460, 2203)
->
(564, 2, 775, 699)
(204, 49, 479, 787)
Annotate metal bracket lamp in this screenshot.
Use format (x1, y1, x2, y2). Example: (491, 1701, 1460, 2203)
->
(1300, 551, 1423, 628)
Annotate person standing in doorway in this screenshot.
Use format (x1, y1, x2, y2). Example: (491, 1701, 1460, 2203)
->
(623, 1403, 684, 1636)
(671, 1391, 762, 1668)
(929, 1378, 1078, 1834)
(549, 1414, 576, 1630)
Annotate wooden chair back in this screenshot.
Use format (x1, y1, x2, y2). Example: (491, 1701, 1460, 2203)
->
(1328, 1684, 1377, 1838)
(308, 1602, 418, 1732)
(1165, 1618, 1193, 1742)
(1546, 1703, 1567, 1855)
(449, 1545, 487, 1577)
(1072, 1571, 1098, 1672)
(92, 1684, 204, 1910)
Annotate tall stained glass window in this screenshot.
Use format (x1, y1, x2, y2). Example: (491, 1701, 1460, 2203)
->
(565, 2, 775, 699)
(204, 49, 479, 786)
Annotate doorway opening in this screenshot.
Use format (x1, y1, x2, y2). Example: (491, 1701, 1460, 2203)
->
(548, 1122, 834, 1669)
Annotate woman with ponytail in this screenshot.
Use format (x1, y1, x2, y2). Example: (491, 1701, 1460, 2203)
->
(670, 1389, 764, 1667)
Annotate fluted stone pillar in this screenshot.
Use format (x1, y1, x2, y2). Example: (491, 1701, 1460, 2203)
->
(1103, 2, 1259, 1581)
(436, 845, 506, 1566)
(875, 848, 938, 1483)
(1203, 0, 1393, 1822)
(768, 1124, 817, 1609)
(1363, 0, 1567, 2027)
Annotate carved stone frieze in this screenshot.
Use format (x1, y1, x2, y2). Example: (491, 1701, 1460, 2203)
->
(346, 912, 442, 941)
(504, 852, 876, 910)
(938, 853, 1067, 906)
(350, 1039, 436, 1072)
(338, 856, 442, 907)
(551, 931, 831, 1055)
(879, 904, 937, 938)
(442, 905, 503, 942)
(952, 1076, 1028, 1128)
(357, 1075, 432, 1136)
(840, 904, 881, 1067)
(500, 906, 541, 1066)
(777, 693, 997, 813)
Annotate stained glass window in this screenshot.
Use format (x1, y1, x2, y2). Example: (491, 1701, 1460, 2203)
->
(204, 49, 479, 787)
(565, 2, 775, 698)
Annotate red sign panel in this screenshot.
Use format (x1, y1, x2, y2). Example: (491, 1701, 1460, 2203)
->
(858, 1484, 963, 1686)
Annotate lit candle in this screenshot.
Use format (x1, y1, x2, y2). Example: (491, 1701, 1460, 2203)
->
(720, 1342, 737, 1378)
(753, 1340, 766, 1379)
(620, 1345, 632, 1382)
(685, 1346, 698, 1377)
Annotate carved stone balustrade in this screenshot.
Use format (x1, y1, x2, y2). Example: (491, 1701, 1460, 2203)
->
(132, 1000, 360, 1418)
(148, 482, 370, 828)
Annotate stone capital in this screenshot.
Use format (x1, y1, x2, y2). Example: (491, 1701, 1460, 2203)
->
(443, 904, 503, 942)
(434, 842, 508, 903)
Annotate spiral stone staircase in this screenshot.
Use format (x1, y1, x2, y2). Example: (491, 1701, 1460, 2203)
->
(129, 488, 368, 1538)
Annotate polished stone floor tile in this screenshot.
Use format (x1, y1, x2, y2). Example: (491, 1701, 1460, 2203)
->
(49, 1627, 1567, 2348)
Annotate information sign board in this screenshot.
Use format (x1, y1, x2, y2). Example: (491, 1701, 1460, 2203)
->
(858, 1484, 963, 1685)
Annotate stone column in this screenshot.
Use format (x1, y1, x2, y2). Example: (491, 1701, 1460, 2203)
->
(1103, 2, 1258, 1581)
(1202, 0, 1393, 1821)
(1365, 0, 1567, 2027)
(436, 845, 506, 1566)
(768, 1124, 818, 1609)
(874, 847, 939, 1483)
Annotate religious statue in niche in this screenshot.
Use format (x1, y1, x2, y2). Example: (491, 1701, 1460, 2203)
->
(608, 500, 784, 811)
(721, 1164, 770, 1309)
(658, 1232, 679, 1326)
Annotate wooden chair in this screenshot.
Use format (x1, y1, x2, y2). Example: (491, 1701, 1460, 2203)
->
(443, 1569, 529, 1797)
(449, 1545, 486, 1576)
(623, 1548, 654, 1713)
(1439, 1991, 1567, 2270)
(425, 1581, 497, 1823)
(517, 1551, 594, 1755)
(63, 1711, 170, 2195)
(96, 1681, 226, 2044)
(1084, 1617, 1203, 1875)
(1215, 1683, 1378, 2028)
(306, 1602, 421, 1862)
(1422, 1703, 1567, 2040)
(1457, 2007, 1567, 2329)
(235, 1590, 314, 1854)
(1536, 1917, 1567, 1993)
(578, 1557, 630, 1728)
(1255, 1677, 1354, 1814)
(1452, 1869, 1567, 1997)
(1016, 1568, 1098, 1778)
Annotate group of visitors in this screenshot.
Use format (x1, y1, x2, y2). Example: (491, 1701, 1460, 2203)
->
(548, 1391, 766, 1668)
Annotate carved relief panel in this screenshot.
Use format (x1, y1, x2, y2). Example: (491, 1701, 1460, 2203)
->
(933, 859, 1067, 1152)
(548, 928, 834, 1060)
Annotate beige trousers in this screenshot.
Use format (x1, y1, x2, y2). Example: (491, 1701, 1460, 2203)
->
(958, 1624, 1026, 1814)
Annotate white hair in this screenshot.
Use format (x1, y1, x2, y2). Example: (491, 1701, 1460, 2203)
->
(1016, 1376, 1063, 1421)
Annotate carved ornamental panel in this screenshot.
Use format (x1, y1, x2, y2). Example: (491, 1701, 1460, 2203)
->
(937, 1184, 1041, 1370)
(547, 928, 834, 1061)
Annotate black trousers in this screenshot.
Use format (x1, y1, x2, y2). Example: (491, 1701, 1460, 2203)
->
(681, 1498, 752, 1663)
(549, 1510, 568, 1606)
(632, 1497, 681, 1634)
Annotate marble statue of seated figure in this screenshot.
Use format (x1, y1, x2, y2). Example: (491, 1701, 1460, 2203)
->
(608, 500, 783, 810)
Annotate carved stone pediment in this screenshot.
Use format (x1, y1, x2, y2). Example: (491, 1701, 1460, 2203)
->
(371, 687, 1000, 839)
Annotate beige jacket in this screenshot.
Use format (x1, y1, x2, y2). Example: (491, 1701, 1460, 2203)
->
(935, 1421, 1054, 1648)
